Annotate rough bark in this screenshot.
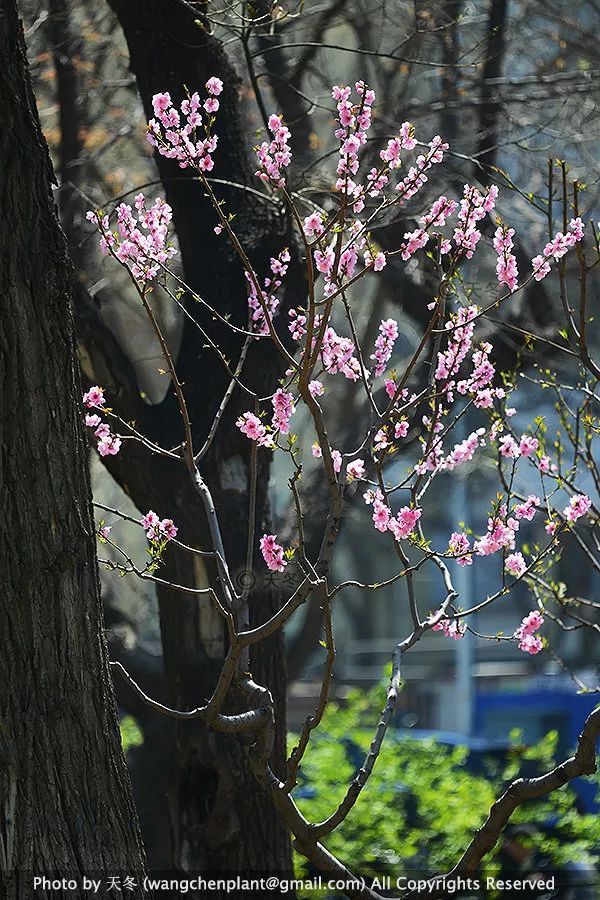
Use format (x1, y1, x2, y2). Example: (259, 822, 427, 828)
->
(0, 2, 148, 897)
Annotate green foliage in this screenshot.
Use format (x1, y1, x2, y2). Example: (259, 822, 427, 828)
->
(291, 676, 599, 891)
(120, 714, 143, 754)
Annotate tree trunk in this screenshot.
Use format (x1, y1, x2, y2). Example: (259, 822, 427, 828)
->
(0, 3, 148, 897)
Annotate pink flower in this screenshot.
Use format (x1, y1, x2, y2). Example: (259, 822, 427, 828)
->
(493, 224, 518, 292)
(545, 520, 557, 536)
(518, 633, 543, 655)
(514, 495, 540, 521)
(152, 92, 172, 114)
(372, 497, 392, 532)
(371, 318, 399, 378)
(498, 434, 520, 458)
(141, 510, 177, 542)
(260, 534, 287, 572)
(236, 412, 272, 447)
(531, 217, 585, 281)
(85, 413, 102, 428)
(364, 250, 386, 271)
(98, 525, 111, 540)
(83, 386, 105, 408)
(309, 380, 324, 397)
(331, 450, 342, 473)
(394, 420, 409, 439)
(272, 388, 295, 434)
(448, 532, 472, 566)
(303, 212, 324, 238)
(374, 428, 389, 451)
(538, 455, 552, 474)
(97, 435, 122, 457)
(346, 459, 365, 481)
(160, 518, 178, 540)
(206, 77, 223, 96)
(311, 441, 322, 459)
(505, 552, 526, 577)
(388, 506, 421, 540)
(519, 435, 538, 457)
(433, 618, 466, 640)
(515, 611, 544, 655)
(563, 494, 592, 523)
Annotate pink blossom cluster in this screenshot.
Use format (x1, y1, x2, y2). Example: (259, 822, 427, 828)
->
(346, 459, 365, 480)
(237, 389, 297, 449)
(473, 508, 518, 557)
(260, 534, 287, 572)
(380, 122, 417, 168)
(256, 114, 292, 188)
(364, 490, 421, 540)
(394, 135, 448, 204)
(288, 310, 362, 385)
(332, 82, 375, 214)
(448, 532, 473, 567)
(87, 195, 176, 282)
(505, 551, 526, 577)
(321, 326, 360, 381)
(147, 79, 223, 171)
(272, 388, 295, 434)
(399, 195, 457, 261)
(497, 432, 539, 459)
(514, 611, 544, 655)
(83, 386, 121, 457)
(311, 442, 343, 475)
(435, 305, 478, 389)
(303, 211, 325, 239)
(371, 318, 399, 378)
(514, 495, 540, 521)
(532, 217, 584, 281)
(563, 493, 592, 523)
(493, 224, 519, 292)
(288, 307, 307, 342)
(141, 510, 178, 542)
(236, 412, 274, 448)
(247, 248, 290, 334)
(453, 184, 498, 258)
(441, 428, 486, 471)
(433, 617, 466, 640)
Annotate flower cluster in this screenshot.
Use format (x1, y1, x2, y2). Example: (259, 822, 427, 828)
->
(87, 195, 176, 282)
(364, 489, 421, 541)
(448, 532, 473, 567)
(147, 78, 223, 170)
(247, 249, 290, 335)
(82, 386, 121, 457)
(563, 494, 592, 523)
(433, 618, 466, 640)
(399, 195, 457, 261)
(532, 217, 584, 280)
(332, 82, 376, 213)
(514, 611, 544, 655)
(493, 224, 519, 292)
(272, 389, 295, 434)
(453, 184, 498, 258)
(260, 534, 287, 572)
(236, 412, 274, 448)
(371, 319, 399, 378)
(141, 511, 178, 543)
(256, 115, 292, 188)
(505, 551, 527, 577)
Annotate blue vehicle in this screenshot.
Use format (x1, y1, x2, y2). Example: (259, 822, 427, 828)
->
(474, 691, 600, 812)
